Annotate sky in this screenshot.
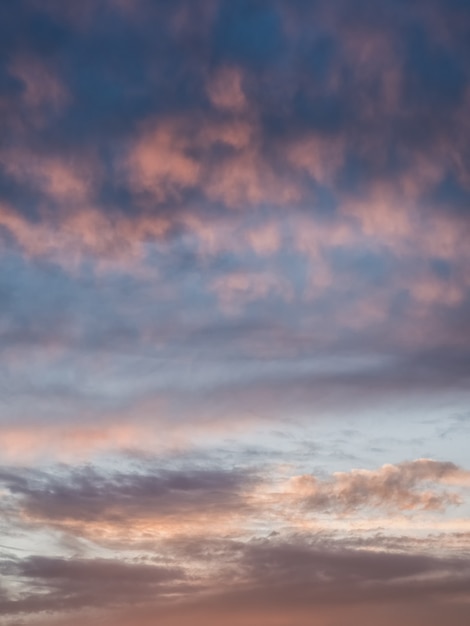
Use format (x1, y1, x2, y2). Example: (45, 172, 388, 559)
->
(0, 0, 470, 624)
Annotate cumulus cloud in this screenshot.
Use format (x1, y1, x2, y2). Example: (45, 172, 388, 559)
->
(289, 459, 470, 513)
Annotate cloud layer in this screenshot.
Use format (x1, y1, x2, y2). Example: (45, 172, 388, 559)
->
(1, 456, 469, 624)
(1, 1, 470, 624)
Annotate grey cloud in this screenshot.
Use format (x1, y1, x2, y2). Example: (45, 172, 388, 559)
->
(2, 534, 469, 621)
(0, 464, 257, 525)
(1, 555, 186, 616)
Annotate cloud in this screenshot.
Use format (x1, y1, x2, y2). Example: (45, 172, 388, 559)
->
(207, 66, 247, 112)
(2, 535, 470, 623)
(289, 459, 470, 513)
(0, 455, 469, 624)
(1, 555, 186, 615)
(1, 458, 468, 546)
(125, 119, 201, 202)
(1, 3, 470, 623)
(0, 464, 258, 531)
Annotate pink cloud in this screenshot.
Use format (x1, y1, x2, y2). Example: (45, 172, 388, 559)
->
(289, 459, 470, 513)
(207, 66, 247, 112)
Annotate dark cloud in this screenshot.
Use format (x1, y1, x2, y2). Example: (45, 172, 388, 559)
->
(0, 464, 257, 526)
(0, 0, 469, 223)
(236, 537, 470, 597)
(1, 555, 186, 615)
(2, 535, 469, 623)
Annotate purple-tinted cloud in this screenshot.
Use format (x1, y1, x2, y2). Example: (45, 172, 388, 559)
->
(1, 2, 470, 624)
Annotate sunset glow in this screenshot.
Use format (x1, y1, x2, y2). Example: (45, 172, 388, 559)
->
(0, 2, 470, 625)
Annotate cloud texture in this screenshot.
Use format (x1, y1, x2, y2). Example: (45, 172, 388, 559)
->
(0, 1, 469, 624)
